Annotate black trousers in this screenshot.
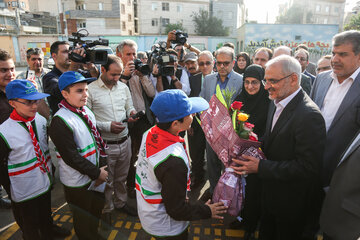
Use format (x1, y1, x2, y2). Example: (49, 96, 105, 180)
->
(127, 117, 152, 190)
(63, 184, 104, 240)
(242, 174, 262, 233)
(12, 190, 52, 240)
(187, 119, 206, 181)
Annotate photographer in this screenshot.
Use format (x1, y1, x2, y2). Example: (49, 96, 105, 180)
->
(116, 40, 155, 198)
(150, 48, 191, 96)
(43, 41, 99, 115)
(167, 30, 200, 67)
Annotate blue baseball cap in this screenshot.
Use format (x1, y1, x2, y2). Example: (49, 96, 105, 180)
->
(6, 79, 49, 100)
(150, 89, 209, 123)
(58, 71, 97, 91)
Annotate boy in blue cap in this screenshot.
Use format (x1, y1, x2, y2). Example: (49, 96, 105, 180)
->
(48, 71, 108, 240)
(136, 89, 227, 240)
(0, 79, 53, 240)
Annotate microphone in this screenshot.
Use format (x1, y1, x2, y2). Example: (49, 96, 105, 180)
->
(122, 110, 145, 122)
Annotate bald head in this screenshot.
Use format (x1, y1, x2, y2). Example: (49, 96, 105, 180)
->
(273, 46, 292, 58)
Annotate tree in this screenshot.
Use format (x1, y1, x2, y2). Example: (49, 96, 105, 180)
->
(192, 10, 229, 36)
(164, 22, 186, 34)
(344, 13, 360, 31)
(276, 4, 313, 24)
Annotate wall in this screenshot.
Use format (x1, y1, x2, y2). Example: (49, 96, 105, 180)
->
(0, 36, 16, 59)
(17, 35, 60, 62)
(240, 23, 339, 62)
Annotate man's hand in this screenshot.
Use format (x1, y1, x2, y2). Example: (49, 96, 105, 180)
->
(231, 155, 260, 175)
(127, 110, 139, 123)
(95, 166, 108, 186)
(134, 69, 143, 77)
(110, 121, 125, 134)
(205, 200, 228, 219)
(69, 47, 86, 71)
(123, 61, 135, 77)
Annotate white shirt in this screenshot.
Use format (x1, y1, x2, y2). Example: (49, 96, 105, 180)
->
(150, 68, 191, 96)
(271, 87, 301, 131)
(87, 78, 135, 140)
(321, 67, 360, 131)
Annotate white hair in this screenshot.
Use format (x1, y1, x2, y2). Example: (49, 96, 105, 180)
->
(266, 55, 301, 86)
(198, 50, 214, 61)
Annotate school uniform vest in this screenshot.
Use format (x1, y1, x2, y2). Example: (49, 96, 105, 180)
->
(0, 113, 52, 202)
(54, 106, 99, 187)
(135, 130, 190, 237)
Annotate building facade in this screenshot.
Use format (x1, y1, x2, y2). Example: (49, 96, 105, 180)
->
(61, 0, 136, 36)
(212, 0, 244, 37)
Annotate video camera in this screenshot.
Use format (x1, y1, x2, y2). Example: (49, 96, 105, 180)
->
(68, 29, 109, 65)
(150, 41, 177, 76)
(171, 30, 188, 45)
(134, 59, 151, 75)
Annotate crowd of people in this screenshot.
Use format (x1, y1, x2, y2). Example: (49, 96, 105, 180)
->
(0, 29, 359, 240)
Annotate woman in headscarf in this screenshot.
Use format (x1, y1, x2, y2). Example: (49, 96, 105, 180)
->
(230, 64, 270, 240)
(233, 52, 251, 75)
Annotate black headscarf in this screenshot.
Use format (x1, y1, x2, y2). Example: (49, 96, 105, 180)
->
(233, 52, 251, 75)
(234, 64, 270, 139)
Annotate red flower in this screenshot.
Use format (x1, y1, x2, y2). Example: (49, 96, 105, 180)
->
(249, 132, 258, 141)
(231, 101, 243, 111)
(244, 122, 254, 129)
(249, 135, 257, 141)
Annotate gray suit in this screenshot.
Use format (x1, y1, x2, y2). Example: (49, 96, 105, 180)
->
(310, 70, 360, 187)
(320, 132, 360, 240)
(200, 70, 243, 192)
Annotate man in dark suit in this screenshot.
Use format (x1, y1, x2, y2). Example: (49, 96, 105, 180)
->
(184, 52, 206, 187)
(200, 47, 243, 196)
(295, 49, 316, 85)
(310, 30, 360, 189)
(320, 131, 360, 240)
(233, 55, 326, 239)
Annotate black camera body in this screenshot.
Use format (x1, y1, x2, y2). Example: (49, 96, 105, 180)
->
(151, 41, 177, 76)
(134, 59, 151, 75)
(68, 30, 109, 65)
(171, 30, 188, 45)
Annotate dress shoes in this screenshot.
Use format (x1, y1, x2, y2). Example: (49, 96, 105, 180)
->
(115, 204, 137, 217)
(52, 224, 71, 237)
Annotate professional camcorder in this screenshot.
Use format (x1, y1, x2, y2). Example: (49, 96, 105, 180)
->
(68, 29, 109, 65)
(171, 30, 188, 45)
(150, 41, 177, 76)
(134, 59, 151, 75)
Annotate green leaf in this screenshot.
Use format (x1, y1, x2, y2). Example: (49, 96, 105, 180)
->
(215, 84, 227, 108)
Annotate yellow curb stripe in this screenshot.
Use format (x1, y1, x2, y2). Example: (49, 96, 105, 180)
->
(214, 228, 221, 236)
(133, 222, 142, 230)
(108, 230, 118, 240)
(128, 231, 137, 240)
(0, 223, 19, 239)
(225, 229, 243, 237)
(64, 228, 75, 240)
(204, 227, 210, 235)
(60, 215, 71, 222)
(125, 221, 132, 229)
(115, 221, 123, 228)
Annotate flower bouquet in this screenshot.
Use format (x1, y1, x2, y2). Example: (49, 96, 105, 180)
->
(200, 85, 265, 216)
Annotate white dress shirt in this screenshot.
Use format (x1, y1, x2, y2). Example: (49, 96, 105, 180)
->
(271, 87, 301, 131)
(321, 67, 360, 131)
(87, 78, 135, 140)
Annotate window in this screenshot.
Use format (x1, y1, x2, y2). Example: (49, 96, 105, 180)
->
(121, 4, 125, 14)
(295, 35, 301, 40)
(99, 3, 103, 10)
(128, 0, 131, 6)
(20, 1, 25, 8)
(324, 18, 328, 24)
(152, 3, 157, 11)
(325, 6, 330, 13)
(162, 2, 169, 11)
(129, 30, 132, 35)
(334, 7, 339, 13)
(151, 18, 158, 26)
(161, 18, 169, 26)
(76, 4, 86, 10)
(122, 21, 126, 30)
(177, 4, 182, 12)
(228, 12, 233, 19)
(128, 14, 131, 21)
(78, 21, 86, 28)
(11, 1, 17, 7)
(135, 19, 138, 33)
(316, 5, 321, 12)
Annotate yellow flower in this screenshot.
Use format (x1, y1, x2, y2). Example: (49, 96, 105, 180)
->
(237, 113, 249, 122)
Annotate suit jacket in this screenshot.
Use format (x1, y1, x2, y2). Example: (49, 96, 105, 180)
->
(320, 132, 360, 240)
(306, 62, 317, 76)
(200, 70, 243, 102)
(259, 90, 326, 219)
(303, 70, 315, 85)
(301, 73, 312, 95)
(189, 73, 202, 97)
(310, 70, 360, 187)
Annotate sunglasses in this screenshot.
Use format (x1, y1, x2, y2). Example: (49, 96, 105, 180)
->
(199, 61, 212, 66)
(12, 99, 40, 106)
(216, 61, 231, 67)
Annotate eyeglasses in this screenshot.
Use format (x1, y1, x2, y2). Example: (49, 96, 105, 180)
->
(12, 99, 40, 106)
(262, 73, 293, 86)
(244, 80, 260, 86)
(199, 61, 212, 66)
(216, 61, 231, 67)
